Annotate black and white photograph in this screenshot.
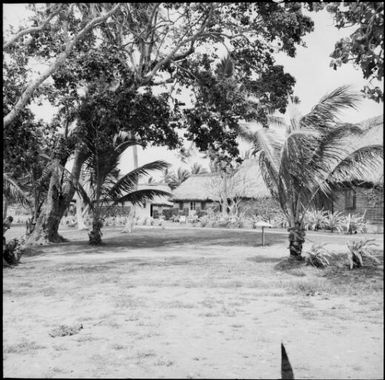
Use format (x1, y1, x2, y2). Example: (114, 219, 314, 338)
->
(3, 2, 383, 379)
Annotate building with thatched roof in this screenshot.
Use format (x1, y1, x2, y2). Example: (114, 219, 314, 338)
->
(171, 158, 274, 215)
(316, 114, 383, 231)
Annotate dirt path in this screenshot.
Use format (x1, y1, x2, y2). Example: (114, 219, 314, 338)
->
(3, 227, 383, 378)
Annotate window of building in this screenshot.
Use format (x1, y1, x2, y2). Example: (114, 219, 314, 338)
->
(345, 189, 356, 210)
(190, 201, 196, 210)
(179, 202, 183, 210)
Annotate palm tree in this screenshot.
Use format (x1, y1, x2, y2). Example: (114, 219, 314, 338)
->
(164, 167, 191, 190)
(76, 130, 171, 245)
(240, 85, 383, 259)
(190, 162, 208, 175)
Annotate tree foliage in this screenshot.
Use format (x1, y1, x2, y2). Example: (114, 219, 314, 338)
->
(326, 2, 384, 102)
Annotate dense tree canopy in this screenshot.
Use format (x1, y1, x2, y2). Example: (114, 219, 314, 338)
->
(3, 2, 318, 244)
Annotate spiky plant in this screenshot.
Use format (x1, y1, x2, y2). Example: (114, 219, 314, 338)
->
(165, 167, 191, 190)
(76, 128, 171, 245)
(240, 85, 383, 258)
(190, 162, 208, 175)
(346, 238, 380, 269)
(325, 210, 346, 233)
(304, 209, 328, 231)
(345, 212, 367, 234)
(305, 243, 332, 268)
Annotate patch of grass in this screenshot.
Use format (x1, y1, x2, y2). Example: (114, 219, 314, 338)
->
(49, 323, 83, 337)
(111, 343, 126, 350)
(75, 334, 101, 342)
(137, 350, 157, 360)
(52, 344, 68, 351)
(199, 312, 220, 318)
(286, 278, 334, 296)
(155, 359, 174, 367)
(5, 340, 46, 354)
(162, 301, 196, 309)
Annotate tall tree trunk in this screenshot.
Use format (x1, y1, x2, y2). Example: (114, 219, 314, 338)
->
(122, 143, 138, 233)
(26, 150, 87, 245)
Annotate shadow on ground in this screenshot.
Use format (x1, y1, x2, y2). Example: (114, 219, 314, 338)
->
(22, 228, 288, 259)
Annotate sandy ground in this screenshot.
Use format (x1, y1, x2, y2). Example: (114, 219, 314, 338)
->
(3, 226, 383, 379)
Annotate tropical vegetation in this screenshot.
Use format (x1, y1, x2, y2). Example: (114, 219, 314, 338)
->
(73, 126, 171, 245)
(240, 85, 383, 258)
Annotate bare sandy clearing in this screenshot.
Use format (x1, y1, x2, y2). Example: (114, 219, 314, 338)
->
(3, 227, 383, 378)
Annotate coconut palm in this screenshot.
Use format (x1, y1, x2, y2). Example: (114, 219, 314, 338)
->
(164, 167, 191, 190)
(240, 85, 383, 258)
(76, 131, 171, 245)
(190, 162, 208, 175)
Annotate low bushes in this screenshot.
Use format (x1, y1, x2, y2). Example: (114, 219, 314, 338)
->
(303, 239, 381, 271)
(305, 243, 332, 268)
(346, 238, 380, 269)
(3, 237, 25, 266)
(303, 210, 367, 234)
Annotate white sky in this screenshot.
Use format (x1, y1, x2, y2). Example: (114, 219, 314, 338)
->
(3, 4, 383, 178)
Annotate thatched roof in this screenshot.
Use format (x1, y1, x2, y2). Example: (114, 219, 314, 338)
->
(172, 159, 271, 201)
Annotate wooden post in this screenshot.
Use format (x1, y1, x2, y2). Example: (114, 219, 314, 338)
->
(262, 227, 265, 246)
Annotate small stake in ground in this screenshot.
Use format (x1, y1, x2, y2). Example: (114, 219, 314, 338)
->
(254, 221, 272, 246)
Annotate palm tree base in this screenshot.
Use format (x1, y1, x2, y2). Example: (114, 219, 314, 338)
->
(88, 232, 102, 245)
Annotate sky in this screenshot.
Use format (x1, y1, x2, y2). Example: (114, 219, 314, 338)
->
(3, 4, 384, 178)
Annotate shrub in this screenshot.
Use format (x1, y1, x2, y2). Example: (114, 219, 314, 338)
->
(162, 208, 176, 220)
(344, 213, 367, 234)
(197, 209, 207, 218)
(346, 239, 380, 269)
(325, 211, 345, 233)
(3, 237, 25, 265)
(199, 216, 209, 227)
(305, 243, 332, 268)
(304, 209, 328, 231)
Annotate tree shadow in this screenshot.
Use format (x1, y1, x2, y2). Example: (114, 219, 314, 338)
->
(22, 228, 289, 258)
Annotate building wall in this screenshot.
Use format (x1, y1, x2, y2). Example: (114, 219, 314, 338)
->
(325, 187, 383, 233)
(175, 200, 215, 214)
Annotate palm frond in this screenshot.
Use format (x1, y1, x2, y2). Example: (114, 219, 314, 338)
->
(266, 115, 289, 129)
(114, 189, 172, 207)
(327, 145, 383, 184)
(3, 173, 31, 206)
(108, 160, 170, 200)
(300, 85, 361, 130)
(217, 55, 234, 78)
(250, 127, 283, 176)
